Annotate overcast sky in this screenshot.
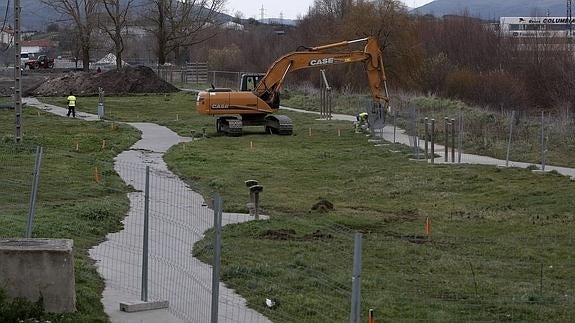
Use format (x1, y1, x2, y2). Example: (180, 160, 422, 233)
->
(224, 0, 435, 20)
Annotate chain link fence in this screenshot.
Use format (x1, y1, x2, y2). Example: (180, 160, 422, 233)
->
(0, 141, 38, 237)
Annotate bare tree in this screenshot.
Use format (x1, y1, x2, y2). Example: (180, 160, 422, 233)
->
(99, 0, 135, 70)
(144, 0, 226, 65)
(41, 0, 98, 71)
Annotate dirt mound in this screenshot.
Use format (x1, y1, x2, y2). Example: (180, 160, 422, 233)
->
(32, 66, 179, 96)
(310, 198, 334, 213)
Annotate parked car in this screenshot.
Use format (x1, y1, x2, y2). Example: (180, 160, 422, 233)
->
(24, 55, 54, 69)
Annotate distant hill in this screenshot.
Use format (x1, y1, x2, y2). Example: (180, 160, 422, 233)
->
(0, 1, 58, 30)
(413, 0, 569, 20)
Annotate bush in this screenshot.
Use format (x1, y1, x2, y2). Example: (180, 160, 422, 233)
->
(0, 288, 46, 322)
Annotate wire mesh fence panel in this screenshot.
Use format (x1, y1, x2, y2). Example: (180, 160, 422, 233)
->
(208, 71, 247, 90)
(362, 233, 575, 322)
(0, 141, 38, 238)
(89, 161, 219, 322)
(82, 158, 280, 322)
(201, 211, 357, 323)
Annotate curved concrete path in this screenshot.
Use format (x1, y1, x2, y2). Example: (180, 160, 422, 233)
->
(24, 98, 271, 323)
(280, 106, 575, 178)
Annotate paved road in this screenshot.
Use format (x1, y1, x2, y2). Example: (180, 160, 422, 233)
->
(280, 106, 575, 179)
(24, 98, 271, 323)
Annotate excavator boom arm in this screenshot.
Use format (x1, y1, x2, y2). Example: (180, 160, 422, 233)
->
(255, 37, 388, 104)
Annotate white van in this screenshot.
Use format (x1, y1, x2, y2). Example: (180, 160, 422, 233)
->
(20, 53, 34, 67)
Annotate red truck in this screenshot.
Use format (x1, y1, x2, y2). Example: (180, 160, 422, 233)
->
(25, 55, 54, 69)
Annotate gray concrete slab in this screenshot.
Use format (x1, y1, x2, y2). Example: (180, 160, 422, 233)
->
(25, 98, 271, 323)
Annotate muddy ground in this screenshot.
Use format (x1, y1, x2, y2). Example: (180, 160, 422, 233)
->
(0, 66, 179, 97)
(33, 66, 179, 96)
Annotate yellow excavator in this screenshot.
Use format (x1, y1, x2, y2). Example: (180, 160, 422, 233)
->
(196, 36, 390, 136)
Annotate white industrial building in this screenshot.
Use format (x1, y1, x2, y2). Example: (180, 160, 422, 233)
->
(500, 17, 575, 38)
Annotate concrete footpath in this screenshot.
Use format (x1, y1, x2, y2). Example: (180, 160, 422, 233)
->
(280, 106, 575, 179)
(24, 98, 271, 323)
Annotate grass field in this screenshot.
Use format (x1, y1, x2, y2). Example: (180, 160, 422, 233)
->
(34, 92, 575, 321)
(0, 106, 140, 321)
(282, 90, 575, 168)
(41, 92, 208, 137)
(164, 108, 575, 322)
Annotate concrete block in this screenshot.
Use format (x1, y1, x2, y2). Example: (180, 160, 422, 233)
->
(120, 300, 169, 312)
(0, 239, 75, 313)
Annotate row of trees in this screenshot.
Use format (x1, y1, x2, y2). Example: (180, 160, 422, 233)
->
(38, 0, 574, 111)
(40, 0, 225, 71)
(194, 0, 574, 111)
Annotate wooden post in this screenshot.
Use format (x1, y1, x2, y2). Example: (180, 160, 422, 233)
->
(94, 167, 100, 183)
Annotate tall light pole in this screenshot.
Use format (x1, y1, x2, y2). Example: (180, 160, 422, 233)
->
(14, 0, 22, 143)
(568, 0, 573, 37)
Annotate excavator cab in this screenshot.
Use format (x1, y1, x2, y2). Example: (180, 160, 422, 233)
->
(240, 74, 265, 91)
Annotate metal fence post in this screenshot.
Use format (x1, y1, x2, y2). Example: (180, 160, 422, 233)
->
(349, 232, 363, 323)
(444, 117, 449, 162)
(141, 166, 150, 302)
(431, 119, 435, 164)
(451, 118, 455, 163)
(505, 110, 515, 167)
(424, 117, 429, 160)
(541, 111, 545, 171)
(415, 109, 420, 159)
(211, 195, 223, 323)
(25, 146, 43, 238)
(458, 109, 463, 163)
(393, 110, 397, 144)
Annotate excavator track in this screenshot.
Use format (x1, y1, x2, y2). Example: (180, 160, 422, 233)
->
(265, 115, 293, 135)
(217, 117, 243, 136)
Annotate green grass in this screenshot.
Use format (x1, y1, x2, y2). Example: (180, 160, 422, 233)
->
(283, 91, 575, 168)
(162, 103, 574, 321)
(41, 92, 210, 137)
(0, 106, 140, 321)
(39, 93, 575, 321)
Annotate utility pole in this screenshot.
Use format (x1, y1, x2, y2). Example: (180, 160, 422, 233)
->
(14, 0, 22, 143)
(568, 0, 573, 37)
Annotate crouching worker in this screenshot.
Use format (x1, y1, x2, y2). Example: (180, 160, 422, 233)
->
(355, 112, 369, 133)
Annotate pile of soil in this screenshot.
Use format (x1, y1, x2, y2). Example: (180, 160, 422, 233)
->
(32, 66, 179, 96)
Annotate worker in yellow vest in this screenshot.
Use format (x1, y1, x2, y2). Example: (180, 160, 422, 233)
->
(355, 112, 369, 133)
(67, 91, 76, 118)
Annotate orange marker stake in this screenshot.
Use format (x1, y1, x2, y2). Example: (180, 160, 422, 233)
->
(94, 167, 101, 183)
(368, 308, 375, 323)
